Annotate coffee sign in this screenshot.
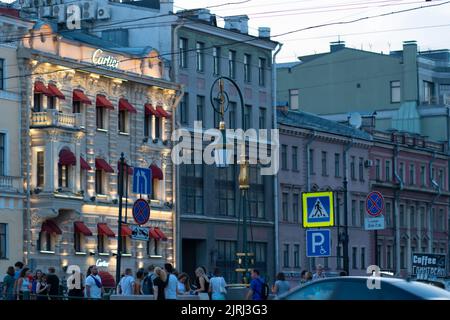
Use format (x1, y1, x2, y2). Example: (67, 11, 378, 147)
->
(412, 253, 446, 280)
(92, 49, 119, 69)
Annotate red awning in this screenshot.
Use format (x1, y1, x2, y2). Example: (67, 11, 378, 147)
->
(73, 89, 92, 105)
(80, 156, 91, 170)
(145, 103, 160, 117)
(47, 83, 65, 99)
(117, 161, 133, 175)
(74, 221, 93, 236)
(41, 220, 62, 235)
(96, 95, 114, 110)
(120, 225, 133, 237)
(34, 81, 52, 96)
(149, 228, 160, 239)
(95, 158, 114, 173)
(154, 227, 168, 241)
(156, 106, 171, 118)
(150, 164, 163, 180)
(119, 98, 137, 113)
(59, 149, 76, 166)
(97, 223, 115, 237)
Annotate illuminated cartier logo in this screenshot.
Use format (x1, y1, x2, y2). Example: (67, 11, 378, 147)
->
(92, 49, 119, 69)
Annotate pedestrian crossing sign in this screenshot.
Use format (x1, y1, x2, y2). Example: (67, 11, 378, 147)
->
(302, 191, 334, 227)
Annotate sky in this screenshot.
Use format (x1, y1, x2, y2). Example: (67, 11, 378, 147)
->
(2, 0, 450, 62)
(174, 0, 450, 62)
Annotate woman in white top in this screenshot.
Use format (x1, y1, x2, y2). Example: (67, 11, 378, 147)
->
(177, 273, 191, 295)
(208, 268, 227, 300)
(16, 268, 32, 300)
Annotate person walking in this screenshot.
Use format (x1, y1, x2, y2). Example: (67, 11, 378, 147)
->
(2, 266, 15, 300)
(31, 270, 43, 300)
(312, 264, 326, 281)
(36, 274, 50, 301)
(177, 273, 191, 295)
(164, 263, 178, 300)
(134, 269, 145, 295)
(209, 268, 227, 300)
(85, 266, 103, 300)
(194, 267, 210, 300)
(142, 265, 156, 295)
(118, 268, 135, 296)
(246, 269, 267, 301)
(305, 271, 313, 283)
(16, 268, 31, 300)
(272, 272, 290, 297)
(153, 267, 167, 300)
(47, 267, 60, 300)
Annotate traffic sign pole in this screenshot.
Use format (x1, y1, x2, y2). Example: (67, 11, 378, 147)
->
(116, 153, 125, 287)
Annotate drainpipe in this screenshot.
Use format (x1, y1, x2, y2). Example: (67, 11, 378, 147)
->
(272, 43, 282, 273)
(428, 152, 441, 254)
(342, 140, 353, 276)
(393, 145, 403, 276)
(172, 20, 184, 270)
(305, 131, 316, 271)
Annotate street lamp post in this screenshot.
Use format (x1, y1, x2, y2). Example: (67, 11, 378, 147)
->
(116, 153, 126, 286)
(210, 76, 253, 283)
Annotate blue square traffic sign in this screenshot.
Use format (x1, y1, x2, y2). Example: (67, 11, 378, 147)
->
(306, 229, 331, 257)
(132, 167, 152, 195)
(302, 192, 334, 227)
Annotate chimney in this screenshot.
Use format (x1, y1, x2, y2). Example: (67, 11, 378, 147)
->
(224, 15, 249, 34)
(330, 41, 345, 53)
(197, 8, 212, 22)
(402, 40, 418, 102)
(258, 27, 271, 39)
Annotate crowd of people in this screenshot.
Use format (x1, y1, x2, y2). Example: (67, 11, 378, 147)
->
(2, 261, 340, 300)
(1, 262, 61, 300)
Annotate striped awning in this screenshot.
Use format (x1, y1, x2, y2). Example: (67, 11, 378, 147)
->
(74, 221, 93, 236)
(119, 98, 137, 113)
(96, 94, 114, 110)
(73, 89, 92, 105)
(150, 164, 163, 180)
(47, 83, 65, 99)
(97, 223, 115, 237)
(95, 158, 114, 173)
(41, 220, 62, 235)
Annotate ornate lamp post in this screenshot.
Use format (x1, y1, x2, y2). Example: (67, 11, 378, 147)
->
(210, 76, 253, 283)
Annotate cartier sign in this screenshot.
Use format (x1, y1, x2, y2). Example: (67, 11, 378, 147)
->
(92, 49, 119, 69)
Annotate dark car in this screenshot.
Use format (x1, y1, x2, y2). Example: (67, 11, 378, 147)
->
(277, 276, 450, 300)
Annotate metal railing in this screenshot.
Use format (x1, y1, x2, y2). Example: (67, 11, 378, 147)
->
(31, 109, 80, 129)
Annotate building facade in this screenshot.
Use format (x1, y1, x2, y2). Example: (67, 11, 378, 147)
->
(369, 129, 449, 277)
(277, 41, 450, 145)
(0, 10, 29, 273)
(278, 109, 373, 281)
(18, 20, 181, 276)
(173, 10, 279, 282)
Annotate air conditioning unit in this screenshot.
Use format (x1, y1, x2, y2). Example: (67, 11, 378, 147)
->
(52, 4, 66, 23)
(97, 6, 111, 20)
(80, 1, 97, 20)
(40, 6, 52, 18)
(364, 160, 373, 168)
(444, 93, 450, 106)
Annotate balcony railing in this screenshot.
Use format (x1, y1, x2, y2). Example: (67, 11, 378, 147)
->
(31, 109, 80, 129)
(0, 175, 22, 192)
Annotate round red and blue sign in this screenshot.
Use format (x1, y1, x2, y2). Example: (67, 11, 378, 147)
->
(366, 191, 384, 217)
(133, 198, 150, 225)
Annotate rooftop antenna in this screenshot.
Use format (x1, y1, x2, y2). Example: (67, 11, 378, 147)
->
(388, 42, 391, 52)
(369, 43, 373, 51)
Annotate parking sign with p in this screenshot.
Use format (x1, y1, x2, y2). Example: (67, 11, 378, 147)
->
(306, 229, 331, 257)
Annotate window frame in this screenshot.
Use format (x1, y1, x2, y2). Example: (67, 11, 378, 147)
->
(37, 151, 45, 188)
(58, 163, 69, 189)
(213, 47, 221, 75)
(390, 80, 401, 103)
(244, 54, 251, 83)
(292, 146, 298, 171)
(228, 50, 236, 79)
(0, 58, 4, 90)
(179, 37, 188, 68)
(196, 42, 205, 72)
(0, 223, 7, 259)
(289, 89, 299, 109)
(118, 110, 128, 133)
(95, 169, 104, 195)
(258, 57, 266, 86)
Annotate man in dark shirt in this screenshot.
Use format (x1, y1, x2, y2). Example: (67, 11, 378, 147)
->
(46, 267, 60, 300)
